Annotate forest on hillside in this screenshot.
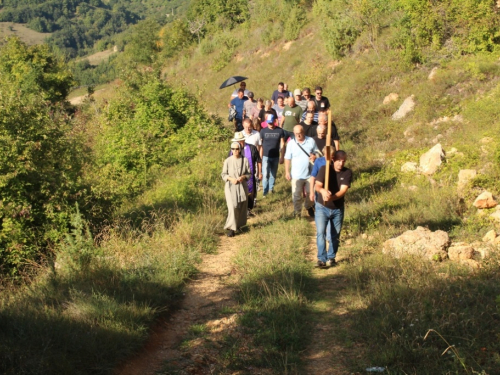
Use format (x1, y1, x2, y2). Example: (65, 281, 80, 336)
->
(0, 0, 189, 56)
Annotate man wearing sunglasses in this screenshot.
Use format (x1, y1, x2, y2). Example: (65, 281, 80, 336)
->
(313, 86, 330, 111)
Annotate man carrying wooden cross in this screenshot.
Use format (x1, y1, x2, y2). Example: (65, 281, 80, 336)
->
(313, 111, 352, 268)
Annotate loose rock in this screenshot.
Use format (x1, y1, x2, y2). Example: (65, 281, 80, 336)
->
(419, 143, 445, 175)
(457, 169, 477, 197)
(383, 93, 399, 105)
(448, 243, 475, 261)
(392, 95, 415, 120)
(473, 192, 497, 209)
(382, 226, 450, 260)
(482, 230, 497, 243)
(428, 67, 438, 80)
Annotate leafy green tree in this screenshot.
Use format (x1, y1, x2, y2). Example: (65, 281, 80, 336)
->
(125, 19, 161, 64)
(0, 37, 74, 103)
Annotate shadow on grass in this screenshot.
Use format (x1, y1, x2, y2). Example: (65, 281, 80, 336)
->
(321, 260, 500, 374)
(0, 264, 189, 375)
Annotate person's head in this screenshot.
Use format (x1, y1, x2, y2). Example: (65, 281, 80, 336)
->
(284, 83, 289, 91)
(314, 86, 323, 99)
(317, 125, 326, 139)
(333, 150, 347, 171)
(247, 91, 254, 100)
(265, 111, 277, 128)
(243, 118, 253, 133)
(230, 142, 241, 157)
(318, 112, 327, 126)
(293, 125, 305, 142)
(277, 97, 284, 107)
(288, 96, 295, 106)
(257, 98, 264, 108)
(265, 99, 272, 110)
(307, 100, 317, 112)
(322, 145, 335, 158)
(294, 88, 302, 101)
(240, 81, 247, 90)
(238, 88, 245, 99)
(278, 82, 284, 92)
(305, 111, 314, 124)
(252, 117, 262, 132)
(302, 88, 311, 99)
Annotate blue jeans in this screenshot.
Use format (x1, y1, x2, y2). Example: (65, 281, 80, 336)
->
(262, 156, 279, 195)
(315, 202, 344, 262)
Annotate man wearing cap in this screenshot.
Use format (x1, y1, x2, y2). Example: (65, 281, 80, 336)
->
(285, 125, 319, 217)
(229, 131, 262, 215)
(280, 96, 303, 137)
(229, 88, 248, 132)
(260, 111, 285, 197)
(231, 81, 249, 99)
(314, 150, 352, 268)
(243, 92, 257, 119)
(295, 89, 308, 111)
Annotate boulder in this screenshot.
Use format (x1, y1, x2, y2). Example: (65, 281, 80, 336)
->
(490, 210, 500, 222)
(428, 67, 438, 80)
(457, 169, 477, 197)
(419, 143, 445, 175)
(482, 230, 497, 243)
(448, 243, 475, 261)
(476, 247, 490, 259)
(392, 95, 415, 120)
(383, 93, 399, 105)
(401, 162, 418, 173)
(473, 192, 497, 209)
(460, 259, 481, 270)
(382, 226, 450, 260)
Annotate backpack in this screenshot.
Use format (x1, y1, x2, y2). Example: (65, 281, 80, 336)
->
(228, 105, 237, 122)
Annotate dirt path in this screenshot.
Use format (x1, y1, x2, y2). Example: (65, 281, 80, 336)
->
(115, 231, 243, 375)
(302, 222, 362, 375)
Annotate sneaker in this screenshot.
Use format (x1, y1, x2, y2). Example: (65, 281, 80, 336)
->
(315, 260, 326, 268)
(326, 259, 336, 267)
(307, 206, 315, 218)
(226, 230, 235, 237)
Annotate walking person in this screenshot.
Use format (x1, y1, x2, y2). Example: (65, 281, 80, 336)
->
(230, 131, 262, 216)
(222, 142, 252, 237)
(284, 125, 318, 217)
(260, 111, 285, 197)
(228, 88, 248, 131)
(314, 150, 352, 267)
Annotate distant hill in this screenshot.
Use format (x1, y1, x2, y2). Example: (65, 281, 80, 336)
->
(0, 21, 50, 45)
(0, 0, 190, 57)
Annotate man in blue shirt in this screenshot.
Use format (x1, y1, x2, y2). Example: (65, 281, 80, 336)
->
(284, 125, 319, 217)
(229, 88, 248, 131)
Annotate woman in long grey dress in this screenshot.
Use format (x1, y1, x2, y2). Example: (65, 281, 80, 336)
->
(222, 142, 251, 237)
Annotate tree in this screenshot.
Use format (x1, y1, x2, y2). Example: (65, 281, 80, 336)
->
(188, 18, 206, 44)
(0, 37, 74, 103)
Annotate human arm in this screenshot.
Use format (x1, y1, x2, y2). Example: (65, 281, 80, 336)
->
(309, 176, 316, 202)
(279, 137, 285, 164)
(334, 139, 340, 151)
(284, 158, 291, 181)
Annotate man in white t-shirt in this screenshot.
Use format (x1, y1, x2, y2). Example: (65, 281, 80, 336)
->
(242, 118, 261, 152)
(231, 81, 249, 99)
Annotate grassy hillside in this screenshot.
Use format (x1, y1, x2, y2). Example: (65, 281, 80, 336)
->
(0, 21, 50, 44)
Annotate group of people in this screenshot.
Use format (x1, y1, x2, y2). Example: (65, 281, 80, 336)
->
(223, 81, 352, 268)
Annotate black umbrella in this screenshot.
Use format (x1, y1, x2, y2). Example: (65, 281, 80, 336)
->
(219, 76, 247, 89)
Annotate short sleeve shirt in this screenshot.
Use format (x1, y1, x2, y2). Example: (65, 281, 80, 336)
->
(260, 127, 285, 158)
(311, 156, 326, 178)
(284, 136, 319, 179)
(243, 130, 262, 147)
(316, 166, 352, 209)
(282, 105, 304, 132)
(313, 96, 330, 110)
(244, 100, 257, 116)
(300, 121, 318, 137)
(230, 97, 248, 121)
(271, 90, 290, 103)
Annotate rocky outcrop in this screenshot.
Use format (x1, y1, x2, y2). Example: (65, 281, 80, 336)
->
(447, 243, 475, 261)
(419, 144, 445, 175)
(392, 95, 415, 120)
(382, 226, 449, 260)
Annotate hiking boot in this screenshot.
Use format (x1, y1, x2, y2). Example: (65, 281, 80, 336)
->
(226, 230, 235, 237)
(307, 206, 315, 218)
(315, 260, 326, 268)
(326, 259, 336, 267)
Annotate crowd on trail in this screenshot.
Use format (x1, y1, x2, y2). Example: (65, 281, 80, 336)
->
(222, 81, 352, 268)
